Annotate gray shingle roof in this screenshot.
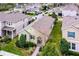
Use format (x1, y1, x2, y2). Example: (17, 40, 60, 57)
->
(0, 12, 27, 23)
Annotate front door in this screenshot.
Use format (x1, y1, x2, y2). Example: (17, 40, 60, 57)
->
(37, 37, 42, 46)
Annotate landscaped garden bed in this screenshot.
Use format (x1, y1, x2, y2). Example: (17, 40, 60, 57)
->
(0, 36, 36, 56)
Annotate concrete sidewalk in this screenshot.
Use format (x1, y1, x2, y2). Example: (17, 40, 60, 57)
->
(0, 50, 18, 56)
(32, 45, 41, 56)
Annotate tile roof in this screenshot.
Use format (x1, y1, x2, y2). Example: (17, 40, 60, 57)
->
(62, 16, 79, 29)
(62, 4, 79, 11)
(32, 15, 55, 36)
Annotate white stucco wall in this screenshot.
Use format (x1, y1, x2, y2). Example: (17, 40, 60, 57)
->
(75, 43, 79, 52)
(15, 20, 28, 35)
(0, 21, 5, 36)
(0, 21, 2, 36)
(62, 10, 77, 16)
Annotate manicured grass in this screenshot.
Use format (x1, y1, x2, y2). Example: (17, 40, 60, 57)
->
(1, 36, 35, 56)
(40, 20, 62, 56)
(26, 12, 36, 16)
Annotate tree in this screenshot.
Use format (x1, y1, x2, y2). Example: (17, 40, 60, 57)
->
(16, 34, 26, 48)
(60, 38, 70, 55)
(41, 5, 49, 11)
(48, 12, 57, 18)
(0, 3, 15, 11)
(52, 12, 57, 18)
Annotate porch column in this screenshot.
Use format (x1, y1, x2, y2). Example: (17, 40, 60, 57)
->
(11, 31, 13, 39)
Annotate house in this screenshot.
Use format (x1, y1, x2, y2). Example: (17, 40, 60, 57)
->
(23, 3, 42, 14)
(19, 15, 55, 46)
(13, 3, 24, 13)
(53, 7, 62, 16)
(62, 16, 79, 52)
(0, 12, 32, 39)
(62, 4, 79, 16)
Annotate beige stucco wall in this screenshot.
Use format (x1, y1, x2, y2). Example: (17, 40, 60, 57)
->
(62, 26, 79, 52)
(62, 27, 79, 41)
(26, 27, 48, 46)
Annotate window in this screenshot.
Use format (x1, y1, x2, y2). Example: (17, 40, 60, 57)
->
(58, 13, 62, 16)
(72, 43, 76, 50)
(68, 32, 75, 38)
(7, 22, 12, 26)
(69, 43, 76, 50)
(29, 35, 35, 39)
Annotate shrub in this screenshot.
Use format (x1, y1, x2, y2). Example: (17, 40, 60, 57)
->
(26, 41, 36, 48)
(41, 5, 49, 11)
(67, 51, 79, 56)
(16, 34, 36, 48)
(16, 34, 26, 48)
(52, 12, 57, 18)
(48, 12, 57, 18)
(0, 35, 11, 43)
(60, 38, 70, 55)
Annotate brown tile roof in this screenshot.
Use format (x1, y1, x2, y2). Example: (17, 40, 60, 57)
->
(32, 15, 55, 36)
(63, 4, 79, 11)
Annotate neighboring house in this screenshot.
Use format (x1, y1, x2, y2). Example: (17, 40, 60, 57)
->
(13, 3, 24, 13)
(62, 4, 79, 16)
(62, 16, 79, 52)
(46, 7, 62, 16)
(19, 15, 55, 46)
(53, 7, 62, 16)
(24, 4, 42, 14)
(0, 12, 31, 39)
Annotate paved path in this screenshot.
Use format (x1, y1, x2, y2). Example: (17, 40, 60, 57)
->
(0, 50, 18, 56)
(32, 45, 41, 56)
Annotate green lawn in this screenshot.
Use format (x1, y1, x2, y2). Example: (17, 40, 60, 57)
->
(26, 12, 36, 16)
(40, 20, 62, 56)
(1, 36, 35, 56)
